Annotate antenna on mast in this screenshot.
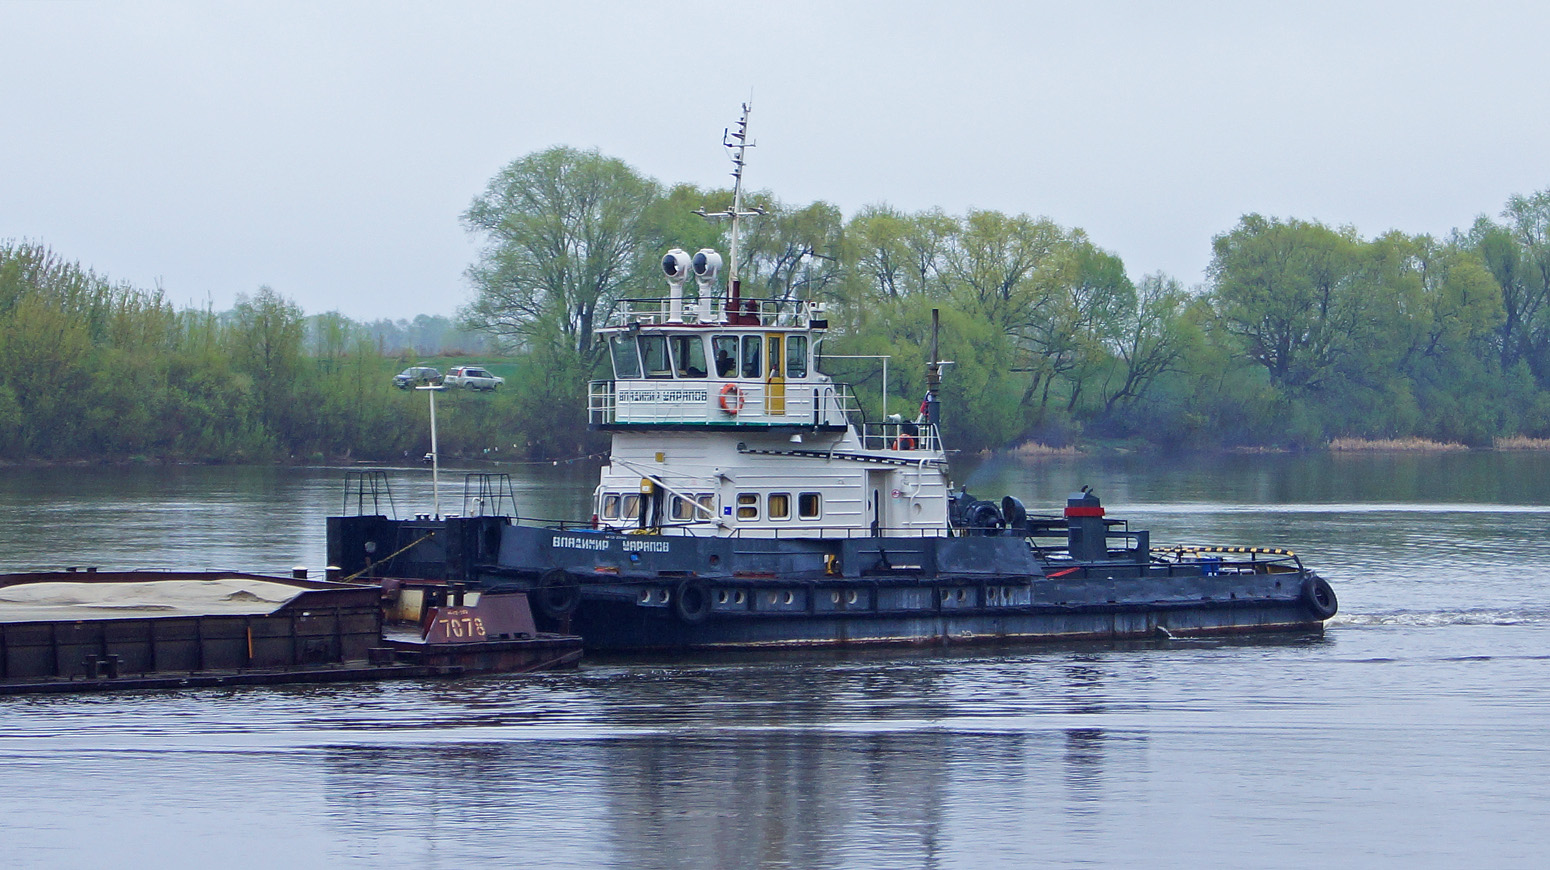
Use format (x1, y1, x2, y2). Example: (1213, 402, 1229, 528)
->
(696, 101, 765, 292)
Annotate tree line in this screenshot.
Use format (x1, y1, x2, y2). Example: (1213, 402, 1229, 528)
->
(464, 147, 1550, 452)
(0, 241, 518, 463)
(4, 146, 1548, 464)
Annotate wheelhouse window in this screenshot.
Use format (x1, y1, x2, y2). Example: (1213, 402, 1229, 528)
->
(671, 334, 707, 378)
(622, 494, 642, 520)
(697, 493, 716, 518)
(740, 335, 762, 379)
(602, 493, 621, 520)
(610, 335, 642, 380)
(798, 492, 822, 520)
(640, 335, 672, 378)
(713, 335, 737, 377)
(768, 493, 791, 520)
(787, 335, 808, 378)
(736, 492, 759, 520)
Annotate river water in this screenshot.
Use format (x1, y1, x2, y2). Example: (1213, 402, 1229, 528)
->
(2, 453, 1548, 869)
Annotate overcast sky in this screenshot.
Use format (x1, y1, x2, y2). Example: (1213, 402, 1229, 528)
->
(3, 1, 1547, 322)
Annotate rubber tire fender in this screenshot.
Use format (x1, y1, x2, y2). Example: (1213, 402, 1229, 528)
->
(673, 578, 712, 624)
(535, 568, 581, 619)
(1301, 574, 1338, 620)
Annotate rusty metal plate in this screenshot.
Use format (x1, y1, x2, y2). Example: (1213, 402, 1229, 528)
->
(421, 593, 536, 643)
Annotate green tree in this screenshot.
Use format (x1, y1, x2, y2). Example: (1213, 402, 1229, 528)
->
(1018, 237, 1135, 413)
(1209, 215, 1378, 393)
(1101, 272, 1190, 415)
(230, 286, 306, 447)
(943, 210, 1064, 330)
(462, 147, 662, 366)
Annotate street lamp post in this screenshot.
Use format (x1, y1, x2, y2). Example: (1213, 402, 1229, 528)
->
(415, 384, 446, 518)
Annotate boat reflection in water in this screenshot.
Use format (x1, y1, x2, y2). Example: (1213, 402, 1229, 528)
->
(302, 641, 1241, 868)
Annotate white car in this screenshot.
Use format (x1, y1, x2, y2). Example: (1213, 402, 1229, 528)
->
(443, 365, 504, 391)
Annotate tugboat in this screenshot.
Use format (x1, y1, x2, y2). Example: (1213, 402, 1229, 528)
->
(328, 105, 1338, 650)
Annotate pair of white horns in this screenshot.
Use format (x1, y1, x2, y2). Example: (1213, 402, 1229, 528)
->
(662, 248, 722, 283)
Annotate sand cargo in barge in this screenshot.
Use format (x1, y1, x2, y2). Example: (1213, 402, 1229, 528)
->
(326, 104, 1340, 652)
(0, 569, 580, 694)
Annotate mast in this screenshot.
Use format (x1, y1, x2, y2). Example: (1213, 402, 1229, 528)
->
(726, 103, 751, 291)
(696, 102, 763, 314)
(926, 308, 941, 427)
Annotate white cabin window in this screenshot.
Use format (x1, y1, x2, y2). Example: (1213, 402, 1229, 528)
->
(769, 493, 791, 520)
(712, 335, 737, 377)
(622, 494, 642, 519)
(736, 492, 759, 520)
(787, 335, 808, 378)
(740, 336, 762, 379)
(641, 335, 673, 378)
(798, 492, 822, 520)
(610, 335, 642, 380)
(670, 495, 696, 521)
(696, 493, 715, 518)
(670, 335, 707, 378)
(602, 493, 621, 520)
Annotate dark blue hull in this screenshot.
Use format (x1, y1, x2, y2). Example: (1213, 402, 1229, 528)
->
(327, 515, 1337, 653)
(538, 573, 1329, 651)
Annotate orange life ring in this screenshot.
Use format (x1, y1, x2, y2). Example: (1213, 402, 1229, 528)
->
(718, 383, 745, 414)
(892, 435, 917, 450)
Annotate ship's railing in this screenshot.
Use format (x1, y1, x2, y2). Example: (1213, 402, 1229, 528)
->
(589, 379, 862, 428)
(580, 522, 954, 539)
(1149, 545, 1305, 574)
(859, 421, 942, 453)
(608, 296, 820, 329)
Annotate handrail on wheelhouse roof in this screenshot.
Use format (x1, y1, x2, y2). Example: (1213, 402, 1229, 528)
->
(605, 296, 825, 330)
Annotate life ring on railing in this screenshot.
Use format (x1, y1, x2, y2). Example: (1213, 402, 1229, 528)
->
(892, 435, 917, 450)
(718, 383, 745, 414)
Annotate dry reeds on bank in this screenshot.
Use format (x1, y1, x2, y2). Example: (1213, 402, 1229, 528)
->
(1493, 436, 1550, 450)
(1328, 437, 1468, 452)
(1011, 442, 1080, 458)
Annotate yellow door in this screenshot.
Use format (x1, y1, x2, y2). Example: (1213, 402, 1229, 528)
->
(765, 333, 785, 415)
